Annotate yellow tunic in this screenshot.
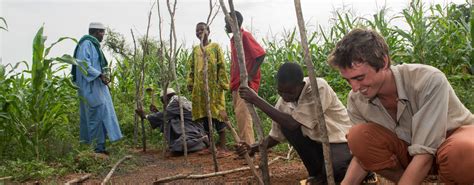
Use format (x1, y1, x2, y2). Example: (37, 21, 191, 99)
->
(187, 42, 229, 122)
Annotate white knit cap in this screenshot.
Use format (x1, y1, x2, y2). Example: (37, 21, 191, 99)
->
(89, 22, 105, 29)
(160, 88, 176, 97)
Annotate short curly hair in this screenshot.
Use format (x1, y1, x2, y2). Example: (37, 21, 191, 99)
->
(327, 28, 390, 72)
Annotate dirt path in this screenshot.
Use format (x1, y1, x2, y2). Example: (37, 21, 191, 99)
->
(63, 149, 307, 184)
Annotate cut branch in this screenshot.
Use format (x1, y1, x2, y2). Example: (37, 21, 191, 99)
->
(101, 155, 132, 185)
(220, 111, 263, 184)
(64, 174, 91, 185)
(153, 156, 284, 184)
(219, 1, 270, 184)
(293, 0, 335, 184)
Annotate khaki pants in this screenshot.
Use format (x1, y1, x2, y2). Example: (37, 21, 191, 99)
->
(232, 90, 255, 145)
(347, 123, 474, 185)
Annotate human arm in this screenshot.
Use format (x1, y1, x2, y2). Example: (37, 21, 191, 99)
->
(239, 86, 300, 130)
(236, 136, 279, 156)
(186, 47, 195, 92)
(75, 40, 102, 82)
(216, 45, 230, 90)
(398, 154, 433, 185)
(248, 54, 265, 81)
(341, 157, 369, 185)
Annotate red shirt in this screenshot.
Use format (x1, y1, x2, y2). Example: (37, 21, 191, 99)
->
(230, 29, 266, 92)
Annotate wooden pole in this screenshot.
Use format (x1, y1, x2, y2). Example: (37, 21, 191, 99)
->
(199, 29, 220, 172)
(218, 1, 270, 184)
(166, 0, 188, 162)
(155, 0, 171, 157)
(220, 111, 264, 185)
(293, 0, 335, 184)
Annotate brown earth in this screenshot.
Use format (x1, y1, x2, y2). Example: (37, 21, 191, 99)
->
(61, 148, 307, 184)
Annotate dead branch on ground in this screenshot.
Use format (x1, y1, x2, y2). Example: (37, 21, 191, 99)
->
(101, 155, 132, 185)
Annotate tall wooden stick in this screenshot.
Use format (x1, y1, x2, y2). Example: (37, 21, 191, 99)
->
(138, 2, 156, 152)
(166, 0, 188, 161)
(218, 1, 270, 184)
(220, 111, 263, 185)
(293, 0, 335, 184)
(199, 29, 219, 172)
(131, 29, 139, 147)
(155, 0, 171, 157)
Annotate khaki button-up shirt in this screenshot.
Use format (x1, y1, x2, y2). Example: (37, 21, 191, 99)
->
(348, 64, 474, 155)
(269, 77, 352, 143)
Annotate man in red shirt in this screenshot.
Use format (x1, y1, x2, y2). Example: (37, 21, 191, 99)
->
(225, 10, 266, 145)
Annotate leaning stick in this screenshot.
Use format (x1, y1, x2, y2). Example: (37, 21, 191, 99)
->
(0, 176, 12, 181)
(101, 155, 132, 185)
(153, 156, 283, 184)
(219, 111, 264, 185)
(218, 1, 270, 184)
(64, 174, 91, 185)
(293, 0, 335, 184)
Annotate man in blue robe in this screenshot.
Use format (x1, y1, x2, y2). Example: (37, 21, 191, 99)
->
(72, 22, 122, 154)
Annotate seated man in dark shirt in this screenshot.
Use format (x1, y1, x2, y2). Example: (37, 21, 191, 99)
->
(136, 88, 209, 154)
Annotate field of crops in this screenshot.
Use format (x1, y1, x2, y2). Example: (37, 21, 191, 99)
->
(0, 0, 472, 182)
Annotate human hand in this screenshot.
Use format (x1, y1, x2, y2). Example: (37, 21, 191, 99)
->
(239, 86, 258, 104)
(149, 104, 159, 113)
(100, 74, 110, 85)
(135, 108, 146, 119)
(235, 142, 258, 157)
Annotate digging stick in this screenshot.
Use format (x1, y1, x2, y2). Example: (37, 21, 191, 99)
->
(219, 111, 263, 184)
(293, 0, 335, 184)
(219, 1, 270, 184)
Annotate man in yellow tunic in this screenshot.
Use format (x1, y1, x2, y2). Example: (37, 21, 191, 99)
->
(187, 22, 229, 150)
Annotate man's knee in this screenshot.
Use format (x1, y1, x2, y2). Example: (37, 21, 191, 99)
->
(437, 130, 474, 184)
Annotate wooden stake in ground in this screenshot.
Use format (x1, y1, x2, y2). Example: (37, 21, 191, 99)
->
(64, 174, 91, 185)
(101, 155, 132, 185)
(131, 29, 139, 147)
(155, 0, 171, 158)
(166, 0, 188, 161)
(198, 0, 222, 172)
(293, 0, 335, 184)
(199, 28, 219, 172)
(220, 111, 264, 185)
(219, 1, 270, 184)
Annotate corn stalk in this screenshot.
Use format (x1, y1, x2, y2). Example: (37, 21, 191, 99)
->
(293, 0, 335, 184)
(219, 1, 270, 184)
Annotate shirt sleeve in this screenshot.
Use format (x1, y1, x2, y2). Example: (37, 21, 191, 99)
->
(347, 91, 368, 124)
(268, 99, 287, 142)
(76, 40, 101, 82)
(242, 32, 265, 60)
(408, 72, 449, 155)
(292, 78, 333, 129)
(216, 44, 229, 90)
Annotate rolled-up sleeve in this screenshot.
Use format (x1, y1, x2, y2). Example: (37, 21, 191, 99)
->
(408, 72, 449, 155)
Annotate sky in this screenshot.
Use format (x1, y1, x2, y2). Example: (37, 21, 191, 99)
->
(0, 0, 467, 73)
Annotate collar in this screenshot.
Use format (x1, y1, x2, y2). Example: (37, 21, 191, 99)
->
(367, 65, 408, 105)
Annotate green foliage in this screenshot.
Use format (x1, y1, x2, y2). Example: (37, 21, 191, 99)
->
(0, 1, 472, 181)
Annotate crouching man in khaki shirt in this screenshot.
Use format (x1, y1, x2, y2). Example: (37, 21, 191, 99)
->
(328, 28, 474, 185)
(237, 62, 354, 184)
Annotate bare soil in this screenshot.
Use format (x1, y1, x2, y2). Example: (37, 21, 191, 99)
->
(62, 148, 307, 184)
